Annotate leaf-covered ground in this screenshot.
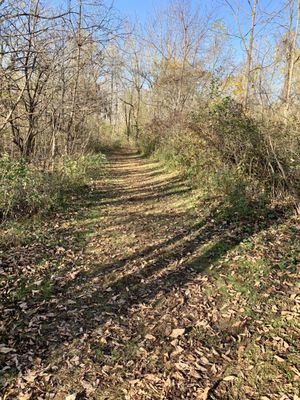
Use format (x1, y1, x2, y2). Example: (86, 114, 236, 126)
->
(0, 149, 299, 400)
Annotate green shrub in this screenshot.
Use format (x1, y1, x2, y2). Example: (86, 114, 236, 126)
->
(56, 153, 106, 186)
(190, 96, 300, 202)
(0, 153, 106, 221)
(0, 155, 59, 219)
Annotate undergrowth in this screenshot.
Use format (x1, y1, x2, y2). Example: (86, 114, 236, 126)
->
(0, 153, 106, 222)
(138, 95, 300, 215)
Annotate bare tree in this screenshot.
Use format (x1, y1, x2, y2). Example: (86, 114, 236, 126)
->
(281, 0, 300, 115)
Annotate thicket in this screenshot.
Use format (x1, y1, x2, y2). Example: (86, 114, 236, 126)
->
(138, 97, 300, 214)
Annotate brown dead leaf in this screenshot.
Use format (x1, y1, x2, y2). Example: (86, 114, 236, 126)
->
(23, 370, 37, 383)
(290, 366, 300, 377)
(189, 369, 201, 379)
(0, 345, 15, 354)
(65, 395, 77, 400)
(274, 355, 285, 362)
(223, 375, 236, 381)
(145, 334, 156, 341)
(145, 373, 160, 382)
(196, 387, 210, 400)
(171, 345, 184, 357)
(18, 393, 32, 400)
(175, 362, 190, 372)
(170, 328, 185, 338)
(199, 356, 209, 365)
(81, 380, 95, 394)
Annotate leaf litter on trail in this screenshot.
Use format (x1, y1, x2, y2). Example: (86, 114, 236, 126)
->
(0, 153, 299, 400)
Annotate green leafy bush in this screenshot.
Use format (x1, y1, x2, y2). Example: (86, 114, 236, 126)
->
(0, 155, 58, 219)
(0, 153, 106, 221)
(57, 153, 106, 186)
(190, 96, 300, 202)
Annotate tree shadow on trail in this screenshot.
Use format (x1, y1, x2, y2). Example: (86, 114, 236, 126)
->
(63, 201, 289, 315)
(0, 149, 294, 394)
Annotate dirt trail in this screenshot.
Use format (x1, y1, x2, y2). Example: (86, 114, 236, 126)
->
(1, 149, 299, 400)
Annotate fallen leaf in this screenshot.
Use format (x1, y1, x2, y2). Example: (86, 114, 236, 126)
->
(171, 345, 184, 357)
(189, 369, 201, 379)
(145, 373, 160, 382)
(199, 356, 209, 365)
(170, 328, 185, 338)
(223, 375, 236, 381)
(81, 380, 95, 394)
(175, 362, 190, 371)
(18, 393, 32, 400)
(0, 345, 15, 354)
(274, 355, 285, 362)
(196, 387, 210, 400)
(65, 395, 77, 400)
(145, 334, 156, 341)
(23, 370, 37, 383)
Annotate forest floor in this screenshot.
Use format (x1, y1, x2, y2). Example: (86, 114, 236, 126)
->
(0, 148, 299, 400)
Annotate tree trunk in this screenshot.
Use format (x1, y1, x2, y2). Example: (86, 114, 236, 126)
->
(244, 0, 258, 109)
(283, 0, 300, 117)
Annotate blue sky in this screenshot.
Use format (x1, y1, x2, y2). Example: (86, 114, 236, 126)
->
(50, 0, 291, 63)
(112, 0, 285, 26)
(111, 0, 287, 59)
(50, 0, 287, 30)
(113, 0, 161, 23)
